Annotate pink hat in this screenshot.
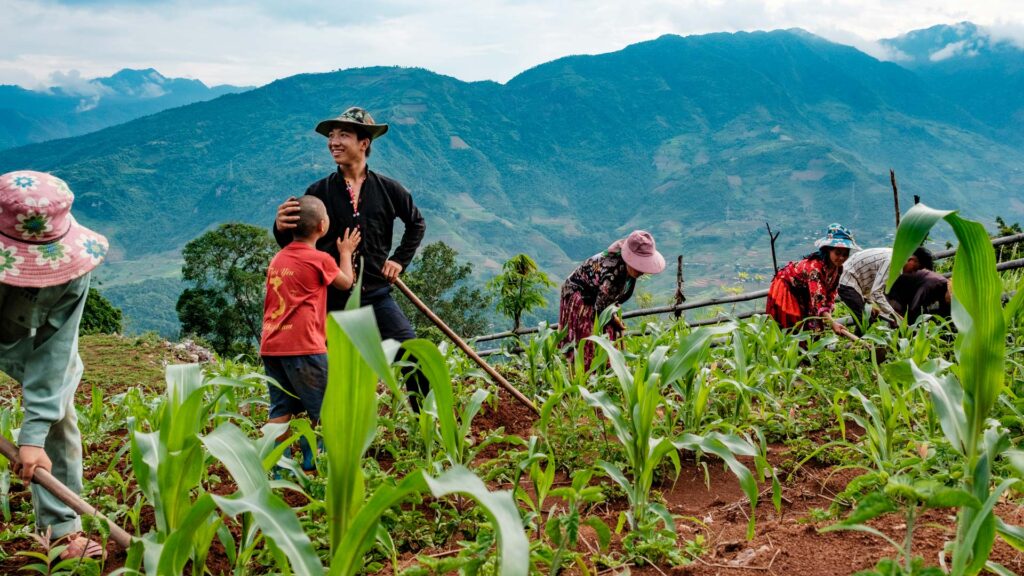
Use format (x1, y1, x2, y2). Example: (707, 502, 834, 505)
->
(615, 230, 665, 275)
(0, 171, 108, 288)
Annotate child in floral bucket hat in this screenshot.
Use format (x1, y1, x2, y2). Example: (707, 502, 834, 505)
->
(0, 170, 108, 559)
(766, 223, 858, 335)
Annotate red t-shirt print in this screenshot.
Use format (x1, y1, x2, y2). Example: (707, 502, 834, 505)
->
(260, 243, 341, 356)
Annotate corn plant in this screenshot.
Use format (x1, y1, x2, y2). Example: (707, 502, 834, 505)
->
(125, 363, 260, 574)
(844, 378, 913, 475)
(322, 302, 530, 575)
(402, 339, 490, 469)
(521, 322, 570, 393)
(581, 330, 768, 539)
(201, 422, 323, 576)
(885, 203, 1024, 575)
(0, 403, 15, 522)
(511, 436, 555, 535)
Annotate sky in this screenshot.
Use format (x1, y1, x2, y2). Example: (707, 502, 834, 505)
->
(2, 0, 1023, 90)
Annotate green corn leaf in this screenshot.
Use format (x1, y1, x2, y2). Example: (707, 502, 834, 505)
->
(984, 561, 1018, 576)
(678, 432, 759, 539)
(580, 388, 633, 448)
(327, 472, 427, 576)
(960, 478, 1016, 576)
(584, 517, 612, 552)
(402, 339, 461, 464)
(885, 204, 953, 291)
(202, 423, 323, 576)
(596, 461, 634, 503)
(128, 428, 162, 530)
(660, 325, 732, 386)
(649, 502, 676, 534)
(585, 336, 634, 402)
(995, 517, 1024, 553)
(323, 306, 388, 555)
(912, 361, 967, 454)
(154, 493, 218, 576)
(460, 388, 490, 441)
(330, 466, 529, 576)
(423, 466, 530, 576)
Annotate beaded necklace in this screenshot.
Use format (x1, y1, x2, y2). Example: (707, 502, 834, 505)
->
(345, 179, 361, 220)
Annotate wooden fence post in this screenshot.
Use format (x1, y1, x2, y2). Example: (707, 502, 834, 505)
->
(766, 222, 780, 275)
(673, 255, 685, 319)
(890, 169, 901, 227)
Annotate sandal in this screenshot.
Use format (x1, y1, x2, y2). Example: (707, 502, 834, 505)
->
(58, 533, 106, 561)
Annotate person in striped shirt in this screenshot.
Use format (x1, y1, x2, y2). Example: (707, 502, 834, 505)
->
(837, 246, 934, 332)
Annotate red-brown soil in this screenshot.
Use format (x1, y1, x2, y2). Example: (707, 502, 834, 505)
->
(2, 348, 1022, 575)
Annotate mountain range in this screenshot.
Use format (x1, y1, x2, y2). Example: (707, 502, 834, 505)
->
(0, 23, 1021, 336)
(0, 68, 248, 150)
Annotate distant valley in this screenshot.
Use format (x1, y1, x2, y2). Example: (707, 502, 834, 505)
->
(1, 23, 1021, 336)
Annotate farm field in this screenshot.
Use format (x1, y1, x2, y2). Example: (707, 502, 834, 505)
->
(0, 209, 1023, 576)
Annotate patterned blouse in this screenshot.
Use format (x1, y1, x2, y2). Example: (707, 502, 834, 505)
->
(564, 251, 637, 313)
(776, 254, 842, 318)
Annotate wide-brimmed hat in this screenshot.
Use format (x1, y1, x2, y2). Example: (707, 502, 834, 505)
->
(0, 171, 108, 288)
(617, 230, 666, 275)
(814, 223, 860, 251)
(314, 107, 389, 139)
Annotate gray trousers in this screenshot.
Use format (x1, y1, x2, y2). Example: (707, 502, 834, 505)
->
(28, 379, 83, 538)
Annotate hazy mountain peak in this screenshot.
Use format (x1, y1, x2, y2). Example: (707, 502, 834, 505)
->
(0, 68, 249, 149)
(882, 21, 1023, 66)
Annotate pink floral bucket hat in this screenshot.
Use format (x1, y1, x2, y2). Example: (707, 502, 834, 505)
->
(0, 171, 108, 288)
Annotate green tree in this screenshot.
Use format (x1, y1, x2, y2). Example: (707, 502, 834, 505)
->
(175, 223, 277, 356)
(993, 216, 1022, 262)
(397, 241, 492, 341)
(80, 288, 123, 335)
(487, 254, 556, 332)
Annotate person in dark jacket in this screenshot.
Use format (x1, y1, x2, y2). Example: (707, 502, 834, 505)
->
(887, 269, 952, 324)
(273, 107, 428, 406)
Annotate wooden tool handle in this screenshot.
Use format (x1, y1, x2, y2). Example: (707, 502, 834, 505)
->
(0, 435, 133, 548)
(394, 278, 539, 415)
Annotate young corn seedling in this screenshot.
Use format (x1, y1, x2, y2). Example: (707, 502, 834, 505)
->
(125, 363, 258, 575)
(581, 329, 768, 540)
(885, 203, 1024, 576)
(402, 339, 490, 469)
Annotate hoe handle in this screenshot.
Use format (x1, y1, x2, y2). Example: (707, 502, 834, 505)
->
(394, 278, 540, 415)
(0, 435, 133, 549)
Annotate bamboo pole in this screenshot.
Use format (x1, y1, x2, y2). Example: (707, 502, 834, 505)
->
(0, 436, 132, 549)
(393, 278, 539, 415)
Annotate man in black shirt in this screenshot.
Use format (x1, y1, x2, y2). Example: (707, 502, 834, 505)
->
(273, 106, 428, 405)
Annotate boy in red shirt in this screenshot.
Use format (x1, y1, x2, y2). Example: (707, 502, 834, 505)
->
(261, 195, 360, 470)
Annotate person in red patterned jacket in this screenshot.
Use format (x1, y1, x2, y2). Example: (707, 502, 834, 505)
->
(766, 223, 859, 336)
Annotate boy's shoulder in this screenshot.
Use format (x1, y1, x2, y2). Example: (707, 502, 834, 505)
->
(272, 243, 336, 269)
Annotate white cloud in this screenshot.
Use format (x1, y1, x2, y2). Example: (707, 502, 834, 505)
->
(987, 20, 1024, 48)
(0, 0, 1022, 88)
(929, 39, 977, 61)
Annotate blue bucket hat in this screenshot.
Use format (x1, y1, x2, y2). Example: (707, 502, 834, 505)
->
(814, 223, 860, 251)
